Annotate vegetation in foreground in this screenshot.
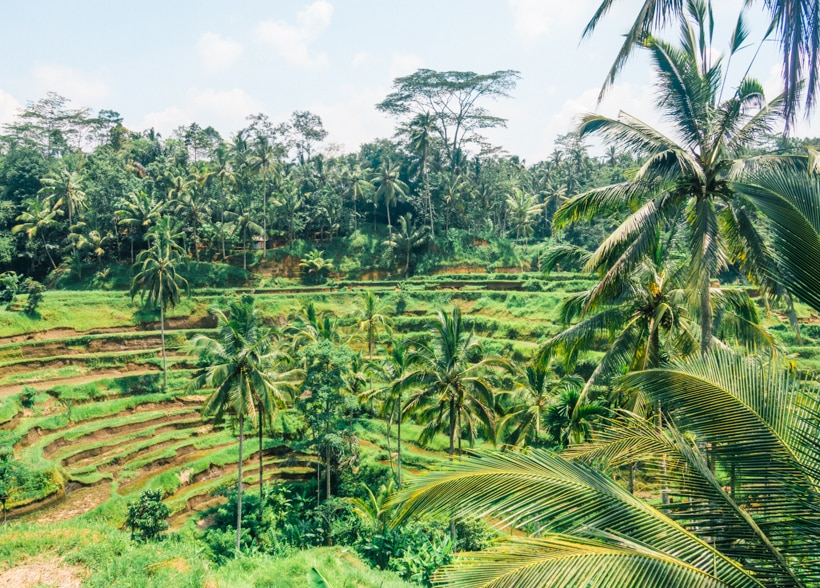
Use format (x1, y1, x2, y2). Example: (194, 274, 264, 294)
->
(0, 0, 819, 586)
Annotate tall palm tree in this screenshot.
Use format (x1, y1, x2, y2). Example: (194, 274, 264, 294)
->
(392, 159, 820, 588)
(539, 240, 774, 402)
(187, 296, 285, 555)
(249, 135, 282, 254)
(584, 0, 820, 124)
(506, 188, 545, 244)
(404, 112, 438, 237)
(39, 166, 87, 276)
(393, 350, 820, 586)
(554, 7, 790, 355)
(371, 160, 409, 240)
(116, 190, 164, 264)
(342, 161, 372, 233)
(12, 196, 62, 270)
(356, 291, 393, 364)
(203, 144, 237, 260)
(383, 213, 427, 274)
(130, 217, 188, 389)
(397, 307, 509, 457)
(500, 359, 584, 449)
(172, 177, 210, 262)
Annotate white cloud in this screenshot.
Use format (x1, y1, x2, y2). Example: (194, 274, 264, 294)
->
(388, 53, 425, 80)
(31, 64, 111, 105)
(138, 88, 265, 136)
(0, 90, 22, 127)
(198, 32, 244, 72)
(539, 81, 664, 158)
(311, 84, 394, 152)
(255, 1, 333, 69)
(507, 0, 596, 43)
(351, 51, 371, 68)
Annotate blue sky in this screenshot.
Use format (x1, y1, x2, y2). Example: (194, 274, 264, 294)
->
(0, 1, 814, 161)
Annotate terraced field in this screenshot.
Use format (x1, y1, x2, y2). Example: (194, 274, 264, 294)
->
(0, 274, 591, 527)
(2, 271, 813, 530)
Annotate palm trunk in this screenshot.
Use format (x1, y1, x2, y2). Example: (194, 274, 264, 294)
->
(325, 443, 331, 498)
(448, 397, 456, 459)
(658, 401, 668, 505)
(262, 179, 268, 257)
(700, 276, 712, 356)
(386, 199, 392, 242)
(160, 303, 167, 390)
(258, 410, 265, 520)
(41, 234, 57, 269)
(221, 211, 227, 261)
(397, 395, 402, 486)
(236, 412, 244, 555)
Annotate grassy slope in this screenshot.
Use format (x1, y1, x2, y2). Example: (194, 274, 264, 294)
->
(0, 523, 411, 588)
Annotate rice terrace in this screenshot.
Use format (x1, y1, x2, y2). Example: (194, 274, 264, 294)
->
(1, 1, 820, 586)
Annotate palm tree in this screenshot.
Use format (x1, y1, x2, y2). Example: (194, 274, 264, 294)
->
(203, 144, 237, 260)
(356, 291, 393, 364)
(187, 296, 286, 555)
(394, 349, 820, 586)
(584, 0, 820, 124)
(404, 112, 437, 237)
(130, 218, 188, 389)
(392, 161, 820, 588)
(342, 161, 372, 233)
(116, 190, 164, 264)
(554, 8, 790, 355)
(539, 240, 775, 403)
(380, 340, 414, 486)
(506, 188, 545, 244)
(371, 160, 409, 240)
(39, 166, 87, 276)
(172, 177, 210, 262)
(734, 160, 820, 313)
(249, 135, 281, 254)
(500, 359, 584, 449)
(12, 196, 62, 270)
(397, 307, 509, 457)
(383, 213, 427, 274)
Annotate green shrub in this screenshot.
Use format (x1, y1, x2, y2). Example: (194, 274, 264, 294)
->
(125, 490, 170, 542)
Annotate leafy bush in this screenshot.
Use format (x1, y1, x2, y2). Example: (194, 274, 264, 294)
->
(20, 386, 36, 409)
(125, 490, 170, 542)
(22, 278, 44, 315)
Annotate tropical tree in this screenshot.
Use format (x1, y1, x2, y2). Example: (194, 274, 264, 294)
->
(356, 291, 393, 364)
(584, 0, 820, 124)
(539, 239, 774, 402)
(12, 196, 61, 270)
(39, 166, 86, 274)
(500, 359, 584, 449)
(506, 188, 544, 244)
(129, 218, 188, 389)
(392, 155, 820, 588)
(371, 160, 409, 240)
(116, 190, 164, 263)
(187, 296, 288, 554)
(397, 307, 509, 456)
(402, 112, 438, 236)
(341, 161, 372, 232)
(554, 6, 791, 355)
(383, 213, 427, 274)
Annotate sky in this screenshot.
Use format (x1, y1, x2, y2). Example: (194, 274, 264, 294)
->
(0, 0, 815, 162)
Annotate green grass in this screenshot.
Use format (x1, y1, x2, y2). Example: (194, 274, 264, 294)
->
(211, 546, 414, 588)
(0, 523, 208, 588)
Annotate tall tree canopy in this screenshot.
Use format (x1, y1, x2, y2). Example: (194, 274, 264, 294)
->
(376, 69, 520, 166)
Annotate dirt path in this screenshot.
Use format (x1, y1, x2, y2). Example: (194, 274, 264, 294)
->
(0, 316, 215, 346)
(0, 560, 86, 588)
(0, 367, 159, 399)
(22, 482, 113, 525)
